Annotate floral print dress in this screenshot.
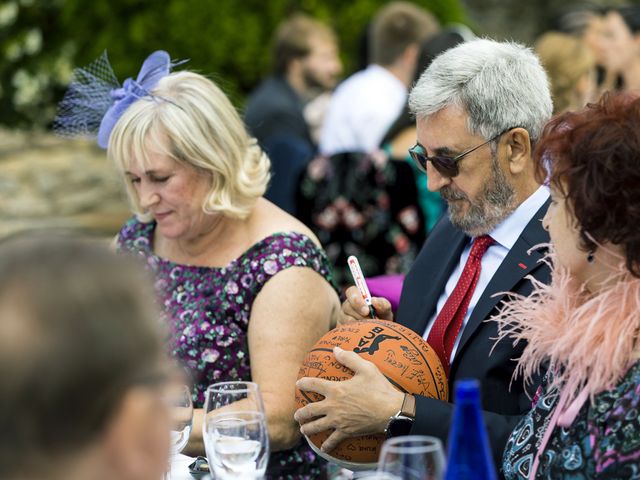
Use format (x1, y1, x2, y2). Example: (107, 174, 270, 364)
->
(117, 217, 336, 479)
(296, 150, 426, 288)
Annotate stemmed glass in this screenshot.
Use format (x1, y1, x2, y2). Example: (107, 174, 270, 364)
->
(377, 435, 446, 480)
(350, 471, 401, 479)
(203, 381, 269, 479)
(164, 384, 194, 480)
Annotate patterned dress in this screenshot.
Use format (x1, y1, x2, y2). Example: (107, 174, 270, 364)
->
(502, 361, 640, 479)
(117, 217, 336, 479)
(296, 151, 426, 289)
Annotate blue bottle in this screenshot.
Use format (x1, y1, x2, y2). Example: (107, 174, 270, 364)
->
(444, 379, 497, 480)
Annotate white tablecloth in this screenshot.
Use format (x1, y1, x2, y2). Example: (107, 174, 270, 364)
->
(170, 453, 202, 479)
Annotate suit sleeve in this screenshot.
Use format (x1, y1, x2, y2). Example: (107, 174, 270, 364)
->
(411, 368, 544, 472)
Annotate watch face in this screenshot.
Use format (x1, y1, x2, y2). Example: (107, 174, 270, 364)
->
(386, 417, 414, 438)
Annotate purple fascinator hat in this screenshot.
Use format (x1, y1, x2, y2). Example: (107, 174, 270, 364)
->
(54, 50, 185, 149)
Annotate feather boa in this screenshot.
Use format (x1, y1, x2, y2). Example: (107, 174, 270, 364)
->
(493, 245, 640, 405)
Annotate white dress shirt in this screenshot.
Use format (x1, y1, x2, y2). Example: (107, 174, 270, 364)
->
(422, 186, 550, 362)
(319, 64, 407, 155)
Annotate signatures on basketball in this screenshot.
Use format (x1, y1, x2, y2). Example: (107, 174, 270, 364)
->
(308, 431, 385, 462)
(303, 360, 327, 377)
(399, 345, 424, 365)
(305, 322, 449, 401)
(383, 350, 408, 373)
(300, 353, 353, 384)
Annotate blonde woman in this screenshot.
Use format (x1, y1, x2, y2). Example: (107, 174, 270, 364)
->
(535, 32, 596, 114)
(56, 51, 341, 479)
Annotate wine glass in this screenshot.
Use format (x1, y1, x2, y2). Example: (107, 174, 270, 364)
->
(203, 381, 269, 479)
(377, 435, 446, 480)
(203, 380, 266, 412)
(205, 410, 269, 479)
(164, 384, 194, 480)
(351, 471, 402, 479)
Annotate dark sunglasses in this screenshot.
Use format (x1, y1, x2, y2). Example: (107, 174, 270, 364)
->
(408, 128, 517, 178)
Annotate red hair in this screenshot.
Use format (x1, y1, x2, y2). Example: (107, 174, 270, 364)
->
(534, 92, 640, 276)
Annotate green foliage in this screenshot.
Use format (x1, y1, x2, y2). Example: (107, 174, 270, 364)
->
(1, 0, 465, 129)
(0, 0, 74, 128)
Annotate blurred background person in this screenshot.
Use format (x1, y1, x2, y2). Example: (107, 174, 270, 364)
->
(381, 25, 474, 234)
(575, 5, 608, 82)
(245, 13, 342, 214)
(295, 2, 440, 288)
(344, 26, 474, 310)
(499, 92, 640, 478)
(552, 4, 622, 97)
(600, 6, 640, 92)
(295, 137, 427, 289)
(534, 31, 596, 113)
(319, 1, 440, 156)
(54, 50, 342, 478)
(0, 234, 170, 480)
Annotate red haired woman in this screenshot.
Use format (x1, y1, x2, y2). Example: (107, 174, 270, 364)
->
(499, 93, 640, 479)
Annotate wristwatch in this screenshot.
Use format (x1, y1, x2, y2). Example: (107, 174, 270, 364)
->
(384, 393, 416, 438)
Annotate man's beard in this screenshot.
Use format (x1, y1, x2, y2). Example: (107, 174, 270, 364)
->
(441, 155, 517, 237)
(302, 66, 335, 92)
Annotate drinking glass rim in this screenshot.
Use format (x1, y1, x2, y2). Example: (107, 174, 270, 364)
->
(205, 381, 260, 393)
(352, 472, 401, 480)
(381, 435, 444, 454)
(206, 410, 265, 421)
(353, 470, 400, 480)
(204, 410, 266, 433)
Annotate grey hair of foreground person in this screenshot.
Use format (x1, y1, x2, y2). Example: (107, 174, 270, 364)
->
(0, 232, 168, 480)
(409, 38, 553, 143)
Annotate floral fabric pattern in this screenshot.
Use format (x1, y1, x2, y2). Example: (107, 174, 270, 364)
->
(117, 217, 336, 479)
(502, 361, 640, 479)
(296, 151, 426, 288)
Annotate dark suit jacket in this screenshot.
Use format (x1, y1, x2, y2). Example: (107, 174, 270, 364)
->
(244, 76, 315, 214)
(244, 76, 312, 147)
(396, 200, 551, 470)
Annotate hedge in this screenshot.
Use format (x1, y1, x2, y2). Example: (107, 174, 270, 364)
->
(1, 0, 465, 129)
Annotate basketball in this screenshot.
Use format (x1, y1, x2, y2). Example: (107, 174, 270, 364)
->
(295, 319, 448, 466)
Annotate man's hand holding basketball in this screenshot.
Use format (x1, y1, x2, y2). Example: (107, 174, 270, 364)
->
(340, 286, 393, 325)
(294, 346, 403, 454)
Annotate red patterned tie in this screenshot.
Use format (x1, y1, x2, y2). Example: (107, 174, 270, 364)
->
(427, 235, 494, 375)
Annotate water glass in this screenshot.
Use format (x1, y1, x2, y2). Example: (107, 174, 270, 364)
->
(203, 381, 265, 413)
(378, 435, 446, 480)
(352, 471, 401, 479)
(203, 381, 269, 479)
(164, 384, 194, 479)
(205, 410, 269, 479)
(326, 467, 402, 479)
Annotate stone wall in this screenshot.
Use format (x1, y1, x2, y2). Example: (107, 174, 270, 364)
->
(0, 129, 131, 239)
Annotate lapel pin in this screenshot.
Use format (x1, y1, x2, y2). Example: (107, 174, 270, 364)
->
(518, 262, 527, 270)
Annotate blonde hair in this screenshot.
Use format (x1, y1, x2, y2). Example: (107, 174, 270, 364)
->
(535, 32, 595, 114)
(109, 71, 271, 220)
